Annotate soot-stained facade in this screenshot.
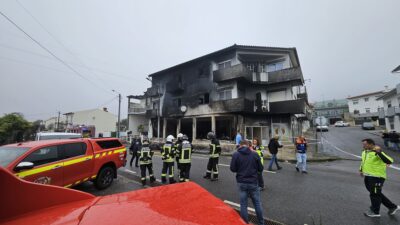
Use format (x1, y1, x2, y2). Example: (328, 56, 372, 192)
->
(128, 45, 311, 145)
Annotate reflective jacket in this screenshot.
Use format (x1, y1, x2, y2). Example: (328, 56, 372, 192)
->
(138, 144, 153, 165)
(360, 149, 393, 179)
(161, 142, 175, 163)
(254, 145, 265, 165)
(177, 141, 192, 164)
(209, 139, 221, 158)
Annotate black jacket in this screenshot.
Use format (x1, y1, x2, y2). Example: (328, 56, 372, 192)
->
(268, 139, 283, 154)
(230, 146, 263, 184)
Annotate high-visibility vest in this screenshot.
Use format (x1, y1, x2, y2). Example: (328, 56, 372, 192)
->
(162, 143, 175, 163)
(139, 146, 152, 165)
(179, 141, 192, 164)
(360, 150, 393, 179)
(255, 145, 265, 165)
(209, 139, 221, 158)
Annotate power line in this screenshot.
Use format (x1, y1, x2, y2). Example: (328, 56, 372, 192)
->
(0, 9, 113, 95)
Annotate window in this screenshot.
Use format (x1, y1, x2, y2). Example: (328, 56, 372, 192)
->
(218, 60, 231, 70)
(96, 140, 123, 149)
(23, 145, 62, 167)
(387, 100, 392, 108)
(0, 147, 30, 167)
(63, 142, 87, 158)
(218, 88, 232, 100)
(198, 93, 210, 105)
(353, 100, 359, 105)
(173, 98, 182, 107)
(266, 62, 284, 72)
(365, 108, 371, 113)
(354, 110, 360, 114)
(364, 97, 369, 102)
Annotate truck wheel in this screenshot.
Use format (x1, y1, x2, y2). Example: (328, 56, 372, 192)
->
(95, 166, 115, 190)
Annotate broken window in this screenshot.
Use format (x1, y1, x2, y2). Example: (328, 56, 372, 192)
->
(218, 60, 231, 70)
(198, 93, 210, 105)
(218, 89, 232, 100)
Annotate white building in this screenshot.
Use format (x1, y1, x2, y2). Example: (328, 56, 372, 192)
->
(378, 84, 400, 132)
(347, 90, 388, 125)
(127, 95, 149, 136)
(43, 117, 57, 131)
(64, 108, 117, 137)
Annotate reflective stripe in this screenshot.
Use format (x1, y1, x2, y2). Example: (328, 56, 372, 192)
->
(95, 154, 100, 158)
(75, 180, 81, 185)
(113, 148, 126, 154)
(83, 177, 89, 182)
(64, 156, 93, 166)
(91, 175, 97, 179)
(16, 162, 63, 178)
(64, 184, 72, 188)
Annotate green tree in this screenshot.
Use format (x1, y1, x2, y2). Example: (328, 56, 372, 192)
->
(0, 113, 32, 145)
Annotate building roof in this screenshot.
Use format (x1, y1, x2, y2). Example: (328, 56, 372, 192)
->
(392, 65, 400, 73)
(148, 44, 300, 77)
(376, 88, 397, 100)
(127, 95, 146, 99)
(347, 91, 386, 100)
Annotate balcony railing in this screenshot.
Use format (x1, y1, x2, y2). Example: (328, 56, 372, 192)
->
(266, 67, 303, 85)
(213, 64, 252, 83)
(128, 107, 146, 114)
(146, 86, 161, 97)
(269, 99, 306, 114)
(210, 98, 255, 113)
(386, 107, 400, 117)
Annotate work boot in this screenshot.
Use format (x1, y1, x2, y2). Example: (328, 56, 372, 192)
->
(141, 178, 146, 186)
(150, 176, 156, 183)
(388, 206, 400, 215)
(161, 176, 167, 184)
(277, 166, 283, 170)
(203, 175, 211, 179)
(169, 178, 176, 184)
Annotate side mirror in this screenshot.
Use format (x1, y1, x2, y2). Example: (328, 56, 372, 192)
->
(14, 162, 34, 172)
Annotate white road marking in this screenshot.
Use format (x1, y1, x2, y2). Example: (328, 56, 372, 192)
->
(322, 138, 400, 171)
(122, 168, 137, 174)
(224, 200, 256, 212)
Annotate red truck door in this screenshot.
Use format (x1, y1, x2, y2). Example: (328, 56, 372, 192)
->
(61, 141, 94, 188)
(16, 145, 64, 186)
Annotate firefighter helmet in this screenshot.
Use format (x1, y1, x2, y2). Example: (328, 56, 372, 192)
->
(207, 132, 215, 140)
(177, 133, 183, 140)
(166, 135, 175, 142)
(182, 135, 189, 141)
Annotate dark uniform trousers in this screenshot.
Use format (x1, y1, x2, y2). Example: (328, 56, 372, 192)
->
(140, 164, 155, 185)
(161, 162, 175, 183)
(179, 163, 191, 181)
(364, 176, 396, 213)
(206, 157, 219, 179)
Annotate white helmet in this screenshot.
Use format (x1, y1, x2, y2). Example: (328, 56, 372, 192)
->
(166, 135, 175, 142)
(177, 133, 183, 139)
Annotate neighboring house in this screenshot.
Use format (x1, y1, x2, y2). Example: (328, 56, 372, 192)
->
(64, 108, 117, 137)
(312, 99, 349, 124)
(127, 95, 148, 136)
(378, 84, 400, 132)
(347, 90, 388, 126)
(128, 44, 311, 145)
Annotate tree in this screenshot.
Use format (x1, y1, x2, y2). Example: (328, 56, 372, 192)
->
(0, 113, 32, 145)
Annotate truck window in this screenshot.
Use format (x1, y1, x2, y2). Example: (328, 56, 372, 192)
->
(62, 143, 87, 159)
(0, 147, 30, 167)
(23, 146, 62, 167)
(96, 140, 122, 149)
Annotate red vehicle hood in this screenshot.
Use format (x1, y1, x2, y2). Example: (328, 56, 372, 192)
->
(0, 167, 245, 225)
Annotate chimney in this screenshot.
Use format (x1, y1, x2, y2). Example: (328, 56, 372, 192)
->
(103, 107, 108, 112)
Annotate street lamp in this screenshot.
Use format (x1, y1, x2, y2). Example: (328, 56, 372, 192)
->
(112, 90, 122, 138)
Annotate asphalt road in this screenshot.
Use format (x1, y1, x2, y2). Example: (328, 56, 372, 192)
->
(76, 126, 400, 225)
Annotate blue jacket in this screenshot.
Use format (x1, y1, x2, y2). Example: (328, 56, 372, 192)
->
(230, 146, 263, 184)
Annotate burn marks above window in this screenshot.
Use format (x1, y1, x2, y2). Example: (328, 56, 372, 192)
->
(198, 93, 210, 105)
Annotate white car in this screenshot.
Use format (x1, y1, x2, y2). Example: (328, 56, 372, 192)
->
(334, 121, 349, 127)
(316, 125, 329, 132)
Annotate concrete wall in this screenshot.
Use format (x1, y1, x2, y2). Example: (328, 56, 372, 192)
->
(128, 114, 148, 135)
(69, 109, 117, 137)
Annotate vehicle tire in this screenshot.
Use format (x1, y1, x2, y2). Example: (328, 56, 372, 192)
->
(95, 166, 115, 190)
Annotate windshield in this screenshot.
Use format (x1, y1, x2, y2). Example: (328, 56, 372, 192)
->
(38, 134, 81, 140)
(363, 122, 373, 126)
(0, 147, 30, 167)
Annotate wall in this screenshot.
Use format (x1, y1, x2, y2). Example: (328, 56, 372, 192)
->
(128, 114, 148, 135)
(69, 109, 117, 137)
(348, 94, 385, 114)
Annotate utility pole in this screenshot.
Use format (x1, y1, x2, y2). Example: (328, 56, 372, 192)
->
(56, 111, 61, 132)
(117, 93, 121, 138)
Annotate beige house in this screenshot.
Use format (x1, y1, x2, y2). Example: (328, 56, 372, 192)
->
(64, 108, 117, 137)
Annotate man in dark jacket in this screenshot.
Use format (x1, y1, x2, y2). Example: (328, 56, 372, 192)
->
(129, 136, 141, 167)
(267, 135, 283, 171)
(230, 140, 265, 225)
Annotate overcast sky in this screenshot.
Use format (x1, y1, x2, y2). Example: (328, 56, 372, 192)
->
(1, 0, 399, 121)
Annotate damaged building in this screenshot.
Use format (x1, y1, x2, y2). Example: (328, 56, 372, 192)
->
(128, 44, 311, 145)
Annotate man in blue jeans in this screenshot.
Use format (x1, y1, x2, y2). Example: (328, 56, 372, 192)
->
(230, 140, 265, 225)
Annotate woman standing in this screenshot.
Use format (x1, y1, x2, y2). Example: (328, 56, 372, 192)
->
(252, 138, 265, 190)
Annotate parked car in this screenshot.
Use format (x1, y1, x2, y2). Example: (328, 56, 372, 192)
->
(362, 122, 375, 130)
(0, 167, 245, 225)
(317, 125, 329, 132)
(334, 121, 350, 127)
(0, 138, 127, 190)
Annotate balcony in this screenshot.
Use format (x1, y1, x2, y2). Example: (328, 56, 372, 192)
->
(213, 64, 252, 83)
(266, 67, 303, 85)
(146, 86, 161, 97)
(269, 99, 306, 114)
(163, 106, 185, 117)
(210, 98, 255, 113)
(146, 109, 158, 118)
(386, 107, 400, 117)
(128, 107, 146, 115)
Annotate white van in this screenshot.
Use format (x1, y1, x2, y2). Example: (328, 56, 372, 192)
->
(35, 132, 82, 141)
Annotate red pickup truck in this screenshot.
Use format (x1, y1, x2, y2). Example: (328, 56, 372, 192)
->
(0, 138, 127, 189)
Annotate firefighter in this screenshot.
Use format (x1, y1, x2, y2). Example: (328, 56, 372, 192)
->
(129, 135, 141, 167)
(175, 133, 183, 179)
(177, 134, 192, 182)
(203, 131, 221, 181)
(137, 137, 155, 186)
(161, 135, 176, 184)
